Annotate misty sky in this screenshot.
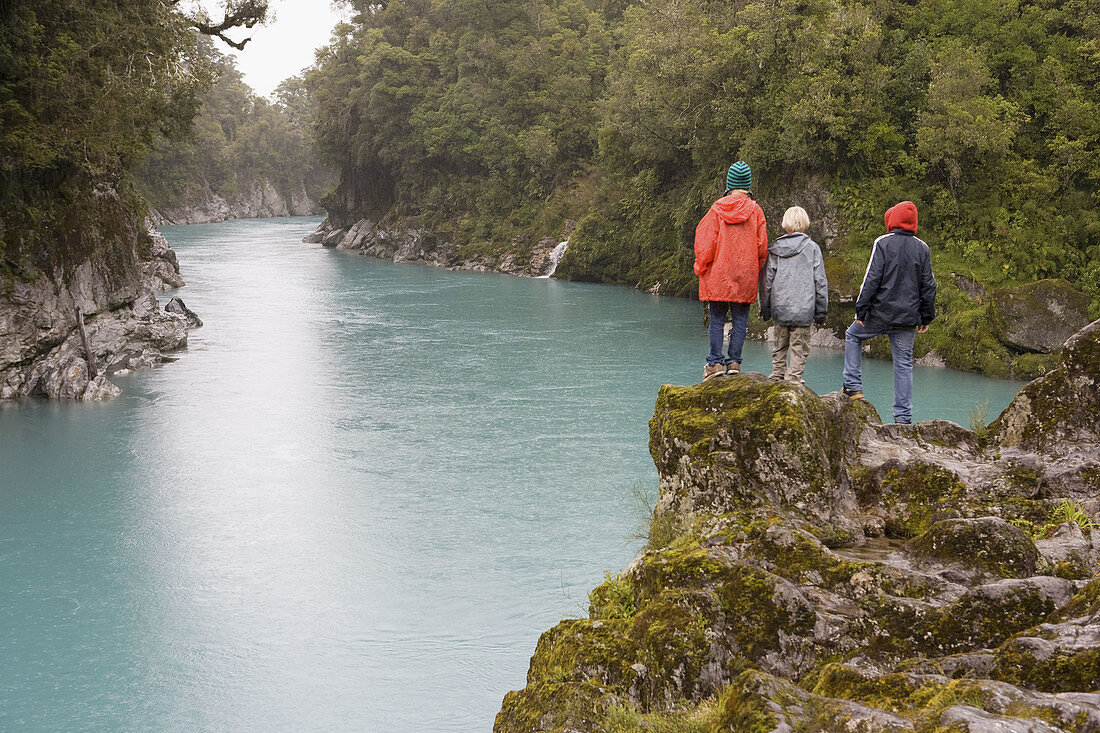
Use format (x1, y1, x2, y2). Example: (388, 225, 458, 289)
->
(203, 0, 349, 98)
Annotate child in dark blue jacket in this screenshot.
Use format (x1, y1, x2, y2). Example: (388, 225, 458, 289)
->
(842, 201, 936, 423)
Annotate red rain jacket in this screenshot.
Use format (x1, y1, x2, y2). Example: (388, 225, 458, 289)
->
(693, 193, 769, 302)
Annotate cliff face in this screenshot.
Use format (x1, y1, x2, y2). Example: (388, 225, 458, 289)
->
(0, 197, 195, 401)
(496, 319, 1100, 732)
(147, 178, 322, 226)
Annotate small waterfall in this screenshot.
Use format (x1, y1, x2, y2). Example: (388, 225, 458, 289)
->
(538, 240, 569, 279)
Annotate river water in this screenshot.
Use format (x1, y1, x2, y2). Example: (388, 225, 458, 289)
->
(0, 217, 1024, 731)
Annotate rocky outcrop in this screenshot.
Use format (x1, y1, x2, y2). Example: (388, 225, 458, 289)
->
(165, 296, 202, 328)
(989, 279, 1092, 354)
(496, 319, 1100, 732)
(147, 179, 321, 225)
(1, 222, 195, 401)
(304, 217, 576, 278)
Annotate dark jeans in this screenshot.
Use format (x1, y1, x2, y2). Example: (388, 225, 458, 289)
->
(707, 301, 750, 366)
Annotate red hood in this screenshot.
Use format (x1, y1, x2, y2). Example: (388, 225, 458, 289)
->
(885, 201, 918, 233)
(711, 193, 756, 225)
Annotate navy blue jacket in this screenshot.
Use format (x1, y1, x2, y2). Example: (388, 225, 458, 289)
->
(855, 229, 936, 327)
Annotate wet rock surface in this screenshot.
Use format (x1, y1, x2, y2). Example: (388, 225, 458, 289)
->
(496, 319, 1100, 732)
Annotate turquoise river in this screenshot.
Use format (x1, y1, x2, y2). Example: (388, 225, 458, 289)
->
(0, 217, 1025, 731)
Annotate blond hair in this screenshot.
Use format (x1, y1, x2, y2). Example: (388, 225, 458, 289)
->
(782, 206, 810, 233)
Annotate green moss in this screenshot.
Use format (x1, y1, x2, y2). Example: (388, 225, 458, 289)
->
(713, 672, 784, 733)
(1052, 577, 1100, 621)
(627, 596, 713, 705)
(494, 681, 611, 733)
(1011, 352, 1060, 380)
(993, 643, 1100, 693)
(877, 463, 968, 538)
(747, 527, 872, 589)
(649, 379, 826, 470)
(935, 585, 1058, 651)
(811, 663, 923, 712)
(860, 594, 943, 658)
(631, 542, 736, 603)
(525, 618, 635, 687)
(906, 518, 1039, 578)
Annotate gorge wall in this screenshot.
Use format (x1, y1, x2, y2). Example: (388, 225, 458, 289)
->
(147, 178, 323, 226)
(0, 192, 197, 401)
(496, 319, 1100, 732)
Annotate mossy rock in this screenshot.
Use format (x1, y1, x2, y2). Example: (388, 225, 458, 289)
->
(811, 663, 926, 713)
(746, 524, 872, 589)
(988, 279, 1092, 354)
(525, 618, 636, 688)
(990, 319, 1100, 451)
(860, 460, 970, 538)
(493, 681, 615, 733)
(934, 577, 1075, 652)
(990, 277, 1091, 354)
(649, 376, 868, 536)
(713, 668, 916, 731)
(992, 636, 1100, 694)
(906, 517, 1040, 578)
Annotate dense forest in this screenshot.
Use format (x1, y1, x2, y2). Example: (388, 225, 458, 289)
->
(308, 0, 1100, 377)
(135, 45, 334, 219)
(0, 0, 269, 279)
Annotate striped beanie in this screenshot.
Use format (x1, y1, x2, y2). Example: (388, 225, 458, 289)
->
(726, 161, 752, 192)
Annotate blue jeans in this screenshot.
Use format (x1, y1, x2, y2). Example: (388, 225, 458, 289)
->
(707, 301, 750, 366)
(843, 321, 916, 423)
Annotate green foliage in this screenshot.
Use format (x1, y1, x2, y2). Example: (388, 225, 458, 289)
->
(599, 700, 717, 733)
(589, 572, 637, 620)
(968, 399, 990, 434)
(1008, 498, 1095, 541)
(0, 0, 210, 275)
(1050, 499, 1096, 533)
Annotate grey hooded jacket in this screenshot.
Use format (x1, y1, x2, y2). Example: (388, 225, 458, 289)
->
(758, 233, 828, 327)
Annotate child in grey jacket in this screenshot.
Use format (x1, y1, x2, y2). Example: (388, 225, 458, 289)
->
(758, 206, 829, 384)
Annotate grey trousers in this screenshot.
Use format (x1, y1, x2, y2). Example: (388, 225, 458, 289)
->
(771, 325, 812, 382)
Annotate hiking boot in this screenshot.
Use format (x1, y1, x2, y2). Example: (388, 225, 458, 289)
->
(725, 362, 741, 375)
(703, 363, 725, 381)
(842, 387, 864, 400)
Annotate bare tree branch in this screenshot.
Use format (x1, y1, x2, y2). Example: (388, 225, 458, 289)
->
(182, 1, 270, 50)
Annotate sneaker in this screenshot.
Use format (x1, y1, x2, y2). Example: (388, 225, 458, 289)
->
(703, 363, 725, 381)
(725, 362, 741, 375)
(842, 387, 864, 401)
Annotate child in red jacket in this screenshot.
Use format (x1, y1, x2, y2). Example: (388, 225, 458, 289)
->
(693, 161, 769, 380)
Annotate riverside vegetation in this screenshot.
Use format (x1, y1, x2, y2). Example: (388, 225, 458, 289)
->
(306, 0, 1099, 378)
(496, 318, 1100, 732)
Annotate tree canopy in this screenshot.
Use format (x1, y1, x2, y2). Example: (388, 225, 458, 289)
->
(0, 0, 268, 276)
